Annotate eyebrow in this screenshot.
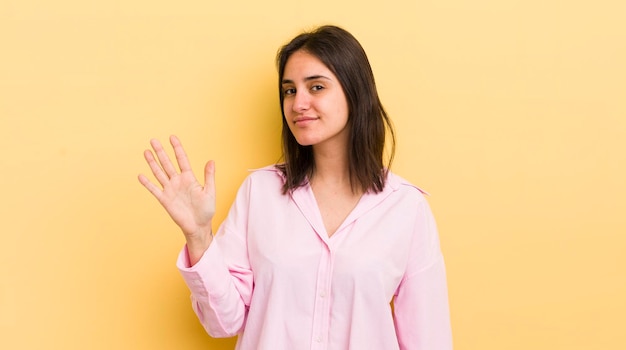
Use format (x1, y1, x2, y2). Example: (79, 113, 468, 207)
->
(281, 75, 332, 85)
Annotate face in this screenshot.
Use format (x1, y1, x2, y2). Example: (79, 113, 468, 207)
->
(281, 50, 350, 151)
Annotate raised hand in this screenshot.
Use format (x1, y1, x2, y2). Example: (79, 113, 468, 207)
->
(138, 135, 215, 263)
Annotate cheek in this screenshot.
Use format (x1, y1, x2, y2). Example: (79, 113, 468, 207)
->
(332, 97, 350, 121)
(283, 114, 297, 135)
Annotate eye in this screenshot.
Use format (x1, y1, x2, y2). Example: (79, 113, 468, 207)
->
(283, 88, 296, 96)
(311, 85, 324, 92)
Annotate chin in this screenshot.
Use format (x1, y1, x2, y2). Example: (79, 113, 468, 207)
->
(295, 140, 315, 147)
(293, 135, 319, 147)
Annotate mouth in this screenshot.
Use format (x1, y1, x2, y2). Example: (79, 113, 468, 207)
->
(294, 116, 319, 125)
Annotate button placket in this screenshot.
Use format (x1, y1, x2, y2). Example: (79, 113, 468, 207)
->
(311, 244, 333, 349)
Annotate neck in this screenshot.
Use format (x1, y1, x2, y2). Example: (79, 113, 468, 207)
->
(311, 145, 353, 190)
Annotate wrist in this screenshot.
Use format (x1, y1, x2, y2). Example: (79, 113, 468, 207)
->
(185, 228, 213, 266)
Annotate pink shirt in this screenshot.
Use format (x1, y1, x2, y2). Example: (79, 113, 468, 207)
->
(177, 166, 452, 349)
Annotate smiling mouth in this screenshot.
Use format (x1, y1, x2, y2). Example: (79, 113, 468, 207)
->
(294, 117, 318, 124)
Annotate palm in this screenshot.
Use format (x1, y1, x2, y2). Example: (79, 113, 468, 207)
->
(139, 136, 216, 239)
(158, 168, 214, 234)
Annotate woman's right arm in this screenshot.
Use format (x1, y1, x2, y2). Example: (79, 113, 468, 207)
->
(138, 136, 252, 336)
(177, 174, 255, 337)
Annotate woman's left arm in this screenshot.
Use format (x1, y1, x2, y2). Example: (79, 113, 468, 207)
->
(393, 198, 453, 350)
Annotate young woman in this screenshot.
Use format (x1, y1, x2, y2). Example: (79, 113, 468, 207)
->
(139, 25, 452, 349)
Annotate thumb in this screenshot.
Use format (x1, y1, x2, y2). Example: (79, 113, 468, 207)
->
(203, 160, 216, 195)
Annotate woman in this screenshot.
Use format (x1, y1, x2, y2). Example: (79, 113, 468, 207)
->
(139, 25, 452, 349)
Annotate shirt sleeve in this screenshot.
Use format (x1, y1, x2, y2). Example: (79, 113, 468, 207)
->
(393, 197, 453, 349)
(176, 176, 254, 338)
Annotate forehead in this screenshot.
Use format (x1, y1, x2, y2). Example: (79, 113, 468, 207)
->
(283, 50, 335, 80)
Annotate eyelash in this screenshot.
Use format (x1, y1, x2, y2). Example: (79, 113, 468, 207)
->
(283, 85, 324, 96)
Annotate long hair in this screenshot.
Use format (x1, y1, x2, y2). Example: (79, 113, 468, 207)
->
(276, 25, 395, 194)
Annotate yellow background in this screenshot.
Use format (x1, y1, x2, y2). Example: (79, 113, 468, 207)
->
(1, 0, 624, 349)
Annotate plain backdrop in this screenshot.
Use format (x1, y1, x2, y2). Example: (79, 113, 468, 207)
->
(1, 0, 625, 349)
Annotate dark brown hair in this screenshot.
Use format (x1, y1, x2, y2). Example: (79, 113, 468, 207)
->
(276, 25, 395, 194)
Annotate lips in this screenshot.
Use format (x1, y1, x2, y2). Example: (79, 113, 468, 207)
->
(293, 116, 319, 125)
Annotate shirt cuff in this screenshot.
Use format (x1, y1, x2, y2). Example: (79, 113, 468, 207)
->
(176, 241, 232, 299)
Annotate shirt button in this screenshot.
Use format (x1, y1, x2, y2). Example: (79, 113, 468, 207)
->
(316, 336, 322, 343)
(319, 291, 326, 298)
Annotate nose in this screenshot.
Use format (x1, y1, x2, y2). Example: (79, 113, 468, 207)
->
(292, 90, 310, 112)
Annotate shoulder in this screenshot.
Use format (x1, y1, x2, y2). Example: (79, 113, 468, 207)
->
(247, 164, 283, 178)
(230, 165, 286, 202)
(242, 164, 286, 188)
(381, 171, 434, 211)
(386, 170, 429, 198)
